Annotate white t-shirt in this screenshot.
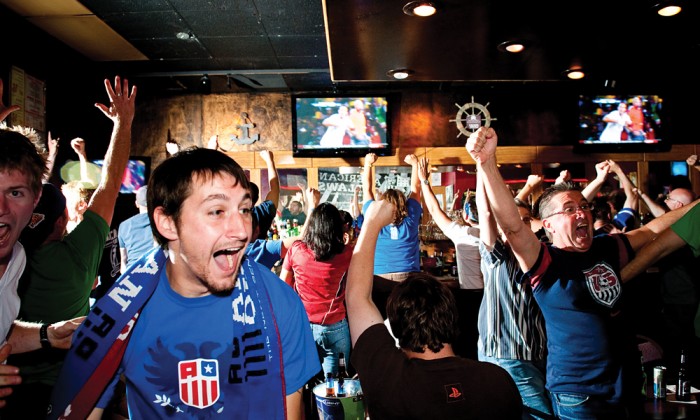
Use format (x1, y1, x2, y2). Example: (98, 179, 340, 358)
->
(0, 243, 25, 342)
(442, 222, 484, 289)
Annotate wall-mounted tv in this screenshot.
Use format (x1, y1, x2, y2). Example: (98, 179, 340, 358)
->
(292, 95, 392, 158)
(575, 93, 670, 153)
(93, 156, 150, 194)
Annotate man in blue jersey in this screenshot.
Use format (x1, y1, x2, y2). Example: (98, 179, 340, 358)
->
(50, 147, 319, 419)
(467, 126, 697, 419)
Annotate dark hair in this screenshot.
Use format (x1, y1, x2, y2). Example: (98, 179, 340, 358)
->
(513, 197, 531, 213)
(538, 181, 582, 219)
(148, 147, 250, 248)
(380, 188, 408, 225)
(250, 182, 260, 204)
(387, 273, 459, 353)
(592, 196, 612, 223)
(0, 129, 47, 196)
(301, 202, 345, 261)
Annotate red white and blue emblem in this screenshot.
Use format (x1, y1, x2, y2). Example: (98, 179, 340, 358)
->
(583, 262, 621, 308)
(178, 359, 220, 409)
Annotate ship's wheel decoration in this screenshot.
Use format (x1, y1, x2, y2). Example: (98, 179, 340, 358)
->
(450, 96, 497, 137)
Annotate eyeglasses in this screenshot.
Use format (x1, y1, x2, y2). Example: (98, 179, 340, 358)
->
(543, 203, 592, 219)
(664, 195, 682, 205)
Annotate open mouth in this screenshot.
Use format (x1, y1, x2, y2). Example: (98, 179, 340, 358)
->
(213, 248, 241, 272)
(575, 223, 589, 239)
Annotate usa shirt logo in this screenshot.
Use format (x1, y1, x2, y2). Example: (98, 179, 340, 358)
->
(178, 359, 220, 409)
(583, 262, 621, 308)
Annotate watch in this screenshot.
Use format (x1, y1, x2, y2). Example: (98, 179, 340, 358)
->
(422, 179, 430, 185)
(40, 323, 52, 349)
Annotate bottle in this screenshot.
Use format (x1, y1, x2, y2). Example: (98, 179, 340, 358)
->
(676, 350, 690, 401)
(325, 372, 335, 397)
(640, 352, 647, 399)
(338, 353, 348, 379)
(337, 375, 346, 397)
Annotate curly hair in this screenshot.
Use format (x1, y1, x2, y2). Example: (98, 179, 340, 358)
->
(301, 202, 345, 261)
(387, 273, 459, 353)
(380, 188, 409, 225)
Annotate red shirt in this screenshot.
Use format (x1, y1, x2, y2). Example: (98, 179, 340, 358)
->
(283, 241, 354, 324)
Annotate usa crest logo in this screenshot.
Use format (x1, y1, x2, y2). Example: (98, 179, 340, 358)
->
(583, 262, 621, 308)
(178, 359, 220, 409)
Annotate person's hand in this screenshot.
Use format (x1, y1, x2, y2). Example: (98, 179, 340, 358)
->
(687, 154, 698, 167)
(260, 149, 273, 164)
(417, 157, 430, 183)
(0, 79, 20, 123)
(47, 131, 59, 159)
(554, 169, 571, 185)
(302, 184, 320, 209)
(70, 137, 86, 157)
(0, 343, 20, 407)
(594, 160, 611, 180)
(365, 199, 395, 228)
(48, 316, 86, 350)
(354, 185, 361, 194)
(606, 159, 621, 174)
(94, 76, 136, 126)
(465, 127, 497, 164)
(165, 140, 179, 156)
(404, 154, 418, 167)
(364, 153, 377, 167)
(525, 174, 543, 188)
(206, 134, 219, 150)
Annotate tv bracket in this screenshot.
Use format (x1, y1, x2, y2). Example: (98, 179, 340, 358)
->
(450, 96, 497, 137)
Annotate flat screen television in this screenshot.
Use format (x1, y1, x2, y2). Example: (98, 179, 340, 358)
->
(575, 93, 670, 153)
(93, 156, 150, 193)
(292, 95, 392, 158)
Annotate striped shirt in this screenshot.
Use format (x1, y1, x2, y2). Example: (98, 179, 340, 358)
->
(477, 239, 546, 361)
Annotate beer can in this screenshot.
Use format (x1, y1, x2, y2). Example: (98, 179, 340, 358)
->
(653, 366, 666, 399)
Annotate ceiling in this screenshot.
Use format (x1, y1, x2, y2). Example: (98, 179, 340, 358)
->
(3, 0, 699, 95)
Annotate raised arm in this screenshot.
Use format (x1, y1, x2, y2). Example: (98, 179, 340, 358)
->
(260, 150, 280, 209)
(42, 131, 60, 183)
(350, 185, 361, 219)
(608, 160, 638, 211)
(71, 137, 99, 187)
(515, 174, 543, 205)
(362, 153, 377, 205)
(476, 164, 499, 249)
(635, 188, 667, 217)
(621, 227, 687, 283)
(466, 127, 540, 271)
(346, 199, 395, 346)
(582, 160, 611, 202)
(687, 154, 700, 173)
(624, 198, 699, 252)
(87, 76, 136, 226)
(404, 153, 421, 201)
(417, 157, 452, 231)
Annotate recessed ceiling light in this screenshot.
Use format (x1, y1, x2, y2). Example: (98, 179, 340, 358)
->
(563, 68, 586, 80)
(387, 68, 413, 80)
(403, 2, 437, 17)
(497, 41, 525, 53)
(654, 2, 682, 16)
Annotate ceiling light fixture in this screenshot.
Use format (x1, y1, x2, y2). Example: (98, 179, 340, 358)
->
(654, 2, 682, 16)
(176, 31, 193, 40)
(199, 74, 211, 94)
(387, 68, 413, 80)
(497, 41, 525, 53)
(563, 67, 586, 80)
(402, 1, 437, 17)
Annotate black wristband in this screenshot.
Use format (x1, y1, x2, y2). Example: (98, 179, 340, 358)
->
(40, 323, 51, 349)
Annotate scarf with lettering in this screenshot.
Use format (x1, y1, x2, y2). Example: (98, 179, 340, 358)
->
(48, 248, 286, 419)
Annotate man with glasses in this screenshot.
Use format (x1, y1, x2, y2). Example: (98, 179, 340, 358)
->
(466, 127, 698, 420)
